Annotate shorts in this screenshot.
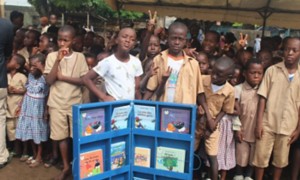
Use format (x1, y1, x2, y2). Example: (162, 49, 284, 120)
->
(49, 107, 73, 141)
(6, 117, 18, 141)
(236, 141, 255, 167)
(252, 130, 290, 168)
(205, 125, 220, 156)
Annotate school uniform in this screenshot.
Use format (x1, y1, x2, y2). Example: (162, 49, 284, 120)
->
(17, 47, 29, 64)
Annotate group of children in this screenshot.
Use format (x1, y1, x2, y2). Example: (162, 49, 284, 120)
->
(4, 10, 300, 180)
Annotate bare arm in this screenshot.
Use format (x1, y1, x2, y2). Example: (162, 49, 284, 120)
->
(45, 59, 60, 85)
(197, 93, 216, 132)
(57, 71, 84, 86)
(215, 111, 226, 123)
(255, 96, 266, 139)
(135, 76, 142, 100)
(143, 90, 154, 100)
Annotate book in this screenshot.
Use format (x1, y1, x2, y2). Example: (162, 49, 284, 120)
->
(156, 146, 186, 173)
(111, 105, 131, 130)
(134, 147, 151, 167)
(80, 149, 103, 179)
(81, 109, 105, 136)
(111, 141, 126, 170)
(160, 108, 190, 134)
(134, 105, 156, 130)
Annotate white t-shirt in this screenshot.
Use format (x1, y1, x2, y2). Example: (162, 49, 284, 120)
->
(93, 54, 143, 100)
(166, 56, 184, 102)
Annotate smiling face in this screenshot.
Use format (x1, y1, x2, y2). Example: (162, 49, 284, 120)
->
(167, 25, 187, 56)
(202, 32, 219, 55)
(116, 28, 136, 52)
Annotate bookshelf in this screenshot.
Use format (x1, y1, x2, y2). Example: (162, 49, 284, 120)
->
(73, 100, 196, 180)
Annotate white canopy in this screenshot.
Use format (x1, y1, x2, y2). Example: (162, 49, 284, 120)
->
(106, 0, 300, 29)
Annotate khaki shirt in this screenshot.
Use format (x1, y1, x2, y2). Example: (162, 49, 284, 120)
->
(258, 62, 300, 135)
(44, 52, 89, 110)
(146, 50, 204, 104)
(6, 73, 27, 118)
(202, 75, 235, 118)
(17, 47, 29, 64)
(238, 82, 259, 143)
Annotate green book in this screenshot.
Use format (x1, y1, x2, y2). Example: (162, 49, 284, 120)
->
(156, 146, 186, 173)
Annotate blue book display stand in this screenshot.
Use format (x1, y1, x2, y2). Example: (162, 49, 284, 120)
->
(73, 100, 196, 180)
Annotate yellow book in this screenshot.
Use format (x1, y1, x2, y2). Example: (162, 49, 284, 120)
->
(134, 147, 151, 167)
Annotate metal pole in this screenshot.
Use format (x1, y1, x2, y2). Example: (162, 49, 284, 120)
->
(61, 13, 64, 26)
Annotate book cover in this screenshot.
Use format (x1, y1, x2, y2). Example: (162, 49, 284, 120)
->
(134, 105, 156, 130)
(111, 105, 131, 130)
(81, 109, 105, 136)
(156, 146, 186, 173)
(80, 149, 103, 179)
(160, 108, 190, 134)
(134, 147, 151, 167)
(111, 141, 126, 170)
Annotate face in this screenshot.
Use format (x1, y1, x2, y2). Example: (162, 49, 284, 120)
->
(229, 69, 242, 86)
(283, 38, 300, 66)
(239, 51, 252, 67)
(57, 31, 73, 49)
(39, 35, 49, 52)
(196, 54, 209, 74)
(147, 35, 160, 58)
(202, 32, 218, 55)
(72, 36, 84, 52)
(116, 28, 136, 52)
(211, 64, 231, 85)
(6, 56, 19, 71)
(168, 27, 187, 56)
(14, 29, 25, 45)
(24, 31, 37, 47)
(84, 33, 94, 48)
(50, 15, 57, 25)
(245, 63, 264, 87)
(258, 51, 272, 70)
(14, 17, 24, 29)
(86, 57, 96, 70)
(29, 58, 43, 77)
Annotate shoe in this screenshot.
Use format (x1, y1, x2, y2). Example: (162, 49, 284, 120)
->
(44, 157, 59, 168)
(19, 154, 29, 162)
(0, 155, 12, 169)
(29, 159, 42, 168)
(233, 175, 244, 180)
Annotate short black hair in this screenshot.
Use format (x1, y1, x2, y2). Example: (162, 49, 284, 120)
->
(84, 52, 96, 59)
(244, 58, 263, 71)
(168, 22, 188, 35)
(59, 25, 76, 38)
(215, 56, 235, 75)
(28, 29, 41, 46)
(14, 54, 26, 68)
(206, 30, 220, 43)
(10, 11, 23, 22)
(282, 37, 300, 49)
(41, 32, 57, 43)
(29, 53, 46, 65)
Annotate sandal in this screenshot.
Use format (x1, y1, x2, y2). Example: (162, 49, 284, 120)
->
(19, 155, 29, 162)
(26, 156, 34, 164)
(29, 159, 42, 168)
(44, 158, 59, 168)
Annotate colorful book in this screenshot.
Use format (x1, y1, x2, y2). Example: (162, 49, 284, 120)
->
(111, 141, 126, 170)
(80, 149, 103, 179)
(81, 109, 105, 136)
(156, 146, 186, 173)
(134, 147, 151, 167)
(134, 105, 156, 130)
(160, 108, 190, 134)
(111, 105, 131, 130)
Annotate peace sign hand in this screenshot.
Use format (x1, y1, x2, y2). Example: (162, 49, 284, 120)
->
(147, 10, 157, 32)
(238, 33, 248, 47)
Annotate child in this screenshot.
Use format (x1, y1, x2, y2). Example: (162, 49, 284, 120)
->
(82, 53, 97, 103)
(195, 56, 235, 180)
(6, 54, 27, 156)
(39, 32, 57, 55)
(253, 37, 300, 180)
(15, 54, 48, 167)
(44, 25, 89, 179)
(13, 28, 27, 54)
(257, 49, 273, 71)
(236, 49, 253, 68)
(83, 27, 143, 101)
(201, 30, 220, 57)
(233, 59, 264, 180)
(196, 52, 209, 75)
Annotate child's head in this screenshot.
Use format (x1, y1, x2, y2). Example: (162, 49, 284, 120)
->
(211, 56, 235, 86)
(7, 54, 26, 73)
(97, 52, 111, 62)
(196, 52, 209, 75)
(49, 14, 57, 25)
(84, 53, 97, 70)
(257, 49, 272, 71)
(229, 64, 243, 86)
(244, 58, 264, 88)
(40, 16, 48, 27)
(72, 35, 84, 52)
(14, 28, 27, 49)
(39, 33, 57, 54)
(115, 27, 137, 53)
(236, 49, 253, 68)
(47, 42, 59, 54)
(94, 35, 105, 49)
(147, 35, 161, 58)
(202, 31, 220, 55)
(84, 31, 95, 48)
(29, 54, 46, 78)
(57, 25, 76, 49)
(283, 37, 300, 67)
(167, 22, 188, 56)
(24, 29, 41, 48)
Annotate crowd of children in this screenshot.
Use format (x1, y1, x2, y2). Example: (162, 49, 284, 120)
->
(1, 10, 300, 180)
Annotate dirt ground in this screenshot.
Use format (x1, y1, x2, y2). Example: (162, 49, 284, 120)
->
(0, 158, 73, 180)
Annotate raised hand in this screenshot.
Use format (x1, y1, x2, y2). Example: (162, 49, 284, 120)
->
(147, 10, 157, 32)
(162, 66, 172, 80)
(238, 33, 248, 48)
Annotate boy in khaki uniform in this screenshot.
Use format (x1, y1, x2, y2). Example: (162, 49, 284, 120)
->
(253, 37, 300, 180)
(44, 25, 88, 179)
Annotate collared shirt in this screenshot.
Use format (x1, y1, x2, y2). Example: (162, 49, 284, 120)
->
(258, 62, 300, 135)
(238, 82, 259, 143)
(202, 75, 235, 118)
(146, 50, 204, 104)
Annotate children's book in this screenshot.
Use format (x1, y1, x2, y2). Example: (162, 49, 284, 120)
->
(111, 141, 126, 170)
(134, 147, 151, 167)
(134, 105, 156, 130)
(111, 105, 132, 130)
(80, 149, 103, 179)
(160, 108, 190, 134)
(156, 146, 186, 173)
(81, 108, 105, 136)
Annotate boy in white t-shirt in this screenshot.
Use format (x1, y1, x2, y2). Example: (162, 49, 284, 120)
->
(83, 27, 143, 101)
